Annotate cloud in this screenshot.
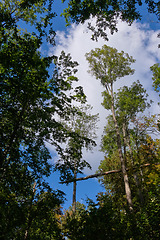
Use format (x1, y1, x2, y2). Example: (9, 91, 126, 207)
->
(49, 19, 160, 174)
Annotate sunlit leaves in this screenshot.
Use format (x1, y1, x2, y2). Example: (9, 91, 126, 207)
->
(0, 1, 92, 238)
(56, 104, 99, 182)
(150, 63, 160, 94)
(86, 45, 135, 87)
(0, 0, 56, 44)
(62, 0, 160, 40)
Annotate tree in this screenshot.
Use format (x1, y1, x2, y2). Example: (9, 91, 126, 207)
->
(22, 189, 64, 240)
(61, 181, 160, 239)
(98, 112, 160, 233)
(57, 104, 99, 212)
(0, 0, 89, 238)
(111, 81, 151, 204)
(0, 0, 56, 44)
(61, 198, 123, 240)
(60, 112, 160, 238)
(99, 79, 160, 209)
(86, 45, 135, 210)
(62, 0, 160, 40)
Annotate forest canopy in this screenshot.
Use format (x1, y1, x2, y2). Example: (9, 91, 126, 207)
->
(0, 0, 160, 239)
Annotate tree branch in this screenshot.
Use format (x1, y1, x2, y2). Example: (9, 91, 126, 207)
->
(60, 169, 121, 184)
(60, 163, 159, 184)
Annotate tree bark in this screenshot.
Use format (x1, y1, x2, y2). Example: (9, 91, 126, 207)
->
(72, 168, 77, 213)
(109, 83, 133, 210)
(123, 121, 144, 204)
(60, 169, 122, 183)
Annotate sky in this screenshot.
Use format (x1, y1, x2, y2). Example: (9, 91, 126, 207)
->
(47, 1, 160, 210)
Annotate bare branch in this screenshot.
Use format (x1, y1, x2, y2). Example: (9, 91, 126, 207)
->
(60, 169, 121, 184)
(60, 163, 159, 184)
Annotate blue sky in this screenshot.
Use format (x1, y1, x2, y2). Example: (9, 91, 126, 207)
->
(52, 1, 68, 31)
(44, 1, 160, 210)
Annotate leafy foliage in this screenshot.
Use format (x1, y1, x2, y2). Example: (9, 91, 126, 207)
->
(0, 0, 93, 238)
(86, 44, 136, 209)
(0, 185, 64, 239)
(1, 1, 160, 239)
(56, 104, 99, 182)
(85, 45, 135, 86)
(151, 63, 160, 94)
(62, 0, 160, 40)
(61, 191, 160, 240)
(61, 198, 123, 240)
(0, 0, 56, 43)
(99, 81, 159, 210)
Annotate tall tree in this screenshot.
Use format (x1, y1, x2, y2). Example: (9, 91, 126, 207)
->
(86, 45, 135, 210)
(99, 81, 152, 205)
(0, 0, 89, 238)
(57, 104, 98, 212)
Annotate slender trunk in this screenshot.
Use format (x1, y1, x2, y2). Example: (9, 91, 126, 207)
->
(109, 84, 133, 210)
(122, 122, 144, 204)
(72, 165, 77, 213)
(122, 123, 127, 166)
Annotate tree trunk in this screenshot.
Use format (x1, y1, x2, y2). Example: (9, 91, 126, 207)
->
(72, 167, 77, 213)
(109, 84, 133, 210)
(122, 122, 144, 204)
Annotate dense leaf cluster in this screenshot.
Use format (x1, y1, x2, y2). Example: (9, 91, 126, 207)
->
(0, 1, 92, 238)
(62, 0, 160, 40)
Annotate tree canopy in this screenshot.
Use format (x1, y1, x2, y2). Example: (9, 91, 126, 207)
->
(62, 0, 160, 40)
(0, 0, 94, 238)
(1, 0, 160, 239)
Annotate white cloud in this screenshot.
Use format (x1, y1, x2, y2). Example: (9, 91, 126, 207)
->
(50, 19, 160, 174)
